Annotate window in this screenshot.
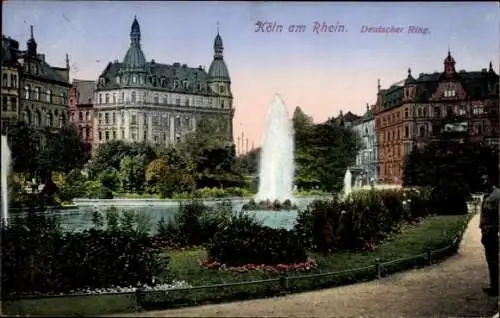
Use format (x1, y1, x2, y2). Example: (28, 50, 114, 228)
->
(121, 112, 125, 124)
(154, 94, 159, 104)
(104, 113, 109, 124)
(174, 80, 179, 89)
(131, 114, 137, 125)
(458, 104, 466, 116)
(419, 125, 426, 137)
(34, 111, 41, 127)
(25, 85, 30, 99)
(473, 106, 484, 115)
(143, 130, 147, 140)
(113, 130, 117, 140)
(99, 131, 102, 141)
(404, 126, 409, 138)
(417, 108, 422, 117)
(113, 94, 116, 104)
(423, 107, 427, 117)
(197, 83, 202, 91)
(132, 133, 137, 140)
(176, 97, 181, 105)
(60, 92, 66, 105)
(99, 93, 103, 104)
(60, 114, 66, 128)
(105, 93, 109, 104)
(86, 127, 90, 139)
(46, 89, 52, 103)
(131, 91, 136, 103)
(140, 76, 144, 84)
(79, 111, 83, 121)
(132, 76, 137, 84)
(2, 96, 7, 112)
(116, 76, 120, 84)
(183, 81, 189, 89)
(434, 106, 441, 118)
(121, 130, 125, 139)
(12, 75, 17, 88)
(105, 131, 110, 141)
(185, 99, 190, 107)
(112, 112, 116, 124)
(121, 92, 125, 102)
(2, 73, 7, 87)
(163, 95, 168, 104)
(10, 97, 16, 111)
(86, 111, 90, 121)
(219, 85, 225, 93)
(98, 113, 102, 124)
(80, 127, 84, 136)
(143, 92, 147, 102)
(221, 100, 226, 108)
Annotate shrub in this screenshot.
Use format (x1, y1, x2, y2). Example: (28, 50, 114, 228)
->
(175, 201, 206, 246)
(1, 212, 165, 296)
(430, 183, 469, 215)
(208, 213, 307, 266)
(295, 189, 432, 253)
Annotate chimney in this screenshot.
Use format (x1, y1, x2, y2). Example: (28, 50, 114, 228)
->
(366, 103, 369, 112)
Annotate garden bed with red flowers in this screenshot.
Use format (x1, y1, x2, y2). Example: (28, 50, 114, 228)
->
(200, 258, 317, 273)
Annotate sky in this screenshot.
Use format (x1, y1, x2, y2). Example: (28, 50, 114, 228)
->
(3, 1, 499, 152)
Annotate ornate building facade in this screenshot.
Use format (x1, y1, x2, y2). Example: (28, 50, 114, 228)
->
(69, 80, 95, 149)
(351, 104, 378, 186)
(93, 17, 234, 148)
(375, 51, 499, 184)
(1, 36, 21, 133)
(18, 26, 71, 130)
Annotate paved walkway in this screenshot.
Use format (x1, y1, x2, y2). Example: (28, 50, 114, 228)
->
(124, 214, 499, 317)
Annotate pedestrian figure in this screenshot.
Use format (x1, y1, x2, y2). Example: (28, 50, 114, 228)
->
(480, 174, 499, 297)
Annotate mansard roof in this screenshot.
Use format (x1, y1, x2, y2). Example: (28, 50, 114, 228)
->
(73, 80, 96, 104)
(96, 61, 220, 96)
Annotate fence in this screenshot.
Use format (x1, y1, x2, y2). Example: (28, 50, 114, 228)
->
(2, 219, 468, 313)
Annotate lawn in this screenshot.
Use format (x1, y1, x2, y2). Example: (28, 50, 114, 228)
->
(2, 214, 469, 316)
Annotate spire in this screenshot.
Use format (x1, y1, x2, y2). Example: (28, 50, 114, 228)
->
(213, 25, 224, 59)
(122, 16, 146, 71)
(366, 103, 369, 112)
(408, 67, 411, 76)
(489, 61, 494, 72)
(130, 16, 141, 45)
(27, 25, 37, 56)
(377, 78, 381, 92)
(443, 50, 456, 75)
(66, 53, 70, 69)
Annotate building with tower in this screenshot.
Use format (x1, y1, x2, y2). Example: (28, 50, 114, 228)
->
(374, 51, 499, 184)
(93, 17, 234, 149)
(17, 26, 71, 130)
(351, 104, 378, 186)
(1, 36, 21, 133)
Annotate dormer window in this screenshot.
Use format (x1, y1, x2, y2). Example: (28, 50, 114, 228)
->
(443, 84, 456, 97)
(116, 76, 120, 84)
(173, 80, 179, 89)
(34, 87, 40, 100)
(24, 85, 30, 99)
(46, 89, 52, 103)
(458, 104, 466, 116)
(154, 93, 159, 104)
(105, 93, 110, 104)
(99, 93, 103, 104)
(99, 78, 105, 86)
(197, 83, 202, 91)
(219, 85, 225, 93)
(183, 81, 189, 89)
(140, 76, 144, 84)
(132, 75, 137, 84)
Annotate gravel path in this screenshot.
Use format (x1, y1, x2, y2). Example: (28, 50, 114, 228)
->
(124, 214, 499, 317)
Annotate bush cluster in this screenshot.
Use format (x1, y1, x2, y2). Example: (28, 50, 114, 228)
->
(294, 188, 435, 253)
(207, 215, 308, 266)
(1, 210, 166, 296)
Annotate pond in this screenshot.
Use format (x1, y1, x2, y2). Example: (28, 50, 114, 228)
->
(9, 197, 322, 233)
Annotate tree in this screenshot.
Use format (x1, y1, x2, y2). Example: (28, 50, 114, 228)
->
(89, 141, 132, 177)
(118, 155, 147, 193)
(6, 122, 39, 178)
(235, 148, 261, 175)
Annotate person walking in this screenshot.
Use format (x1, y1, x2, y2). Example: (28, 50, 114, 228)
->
(480, 174, 499, 297)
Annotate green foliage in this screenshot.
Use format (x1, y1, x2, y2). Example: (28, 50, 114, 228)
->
(84, 180, 113, 199)
(294, 189, 432, 253)
(98, 167, 120, 192)
(118, 155, 147, 193)
(293, 108, 361, 192)
(208, 215, 308, 266)
(2, 212, 164, 296)
(7, 123, 90, 179)
(235, 148, 260, 175)
(404, 137, 498, 194)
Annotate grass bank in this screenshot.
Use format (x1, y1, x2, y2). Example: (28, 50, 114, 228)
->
(2, 214, 469, 316)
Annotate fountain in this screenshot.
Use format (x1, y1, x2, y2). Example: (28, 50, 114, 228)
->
(343, 168, 352, 199)
(1, 135, 11, 226)
(244, 94, 296, 211)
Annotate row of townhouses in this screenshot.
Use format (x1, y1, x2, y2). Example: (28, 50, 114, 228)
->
(341, 52, 499, 186)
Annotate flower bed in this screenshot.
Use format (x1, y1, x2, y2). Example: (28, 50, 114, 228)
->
(201, 258, 317, 273)
(242, 198, 298, 211)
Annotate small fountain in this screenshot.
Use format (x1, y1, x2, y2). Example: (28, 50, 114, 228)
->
(1, 135, 11, 226)
(343, 168, 352, 199)
(244, 94, 296, 211)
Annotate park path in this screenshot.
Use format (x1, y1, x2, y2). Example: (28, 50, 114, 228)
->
(124, 214, 499, 318)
